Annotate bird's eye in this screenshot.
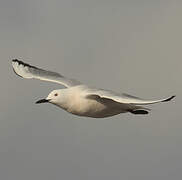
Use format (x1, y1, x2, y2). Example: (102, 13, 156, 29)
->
(54, 93, 58, 96)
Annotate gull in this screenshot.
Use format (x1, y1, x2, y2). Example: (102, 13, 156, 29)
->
(12, 59, 175, 118)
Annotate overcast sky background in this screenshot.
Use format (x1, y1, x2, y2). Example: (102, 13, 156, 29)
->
(0, 0, 181, 180)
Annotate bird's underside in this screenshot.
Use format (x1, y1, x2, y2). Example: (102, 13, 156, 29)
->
(11, 59, 175, 118)
(65, 93, 151, 118)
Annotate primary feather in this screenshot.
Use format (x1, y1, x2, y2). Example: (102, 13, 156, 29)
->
(12, 59, 81, 88)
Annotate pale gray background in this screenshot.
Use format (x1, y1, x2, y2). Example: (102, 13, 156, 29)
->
(0, 0, 181, 180)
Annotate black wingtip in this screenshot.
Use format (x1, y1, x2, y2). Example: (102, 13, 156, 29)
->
(162, 95, 176, 102)
(12, 59, 38, 69)
(12, 59, 18, 62)
(12, 59, 23, 64)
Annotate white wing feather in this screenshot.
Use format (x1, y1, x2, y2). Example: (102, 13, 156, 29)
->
(85, 87, 175, 105)
(12, 59, 81, 88)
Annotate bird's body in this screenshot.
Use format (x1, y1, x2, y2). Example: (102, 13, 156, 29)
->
(12, 59, 175, 118)
(50, 85, 130, 118)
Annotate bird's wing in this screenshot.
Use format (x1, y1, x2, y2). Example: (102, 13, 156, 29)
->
(86, 89, 175, 105)
(12, 59, 81, 88)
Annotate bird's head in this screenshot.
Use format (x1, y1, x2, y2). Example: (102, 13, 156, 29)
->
(36, 89, 63, 105)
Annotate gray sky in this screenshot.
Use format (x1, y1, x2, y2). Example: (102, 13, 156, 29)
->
(0, 0, 181, 179)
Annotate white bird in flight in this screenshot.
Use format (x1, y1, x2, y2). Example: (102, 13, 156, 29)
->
(12, 59, 175, 118)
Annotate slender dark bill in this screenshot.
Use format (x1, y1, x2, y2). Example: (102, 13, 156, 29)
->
(36, 99, 50, 104)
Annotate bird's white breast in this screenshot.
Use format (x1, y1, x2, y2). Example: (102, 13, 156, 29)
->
(55, 86, 124, 118)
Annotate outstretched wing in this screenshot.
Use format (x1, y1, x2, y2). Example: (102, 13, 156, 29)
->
(85, 89, 175, 106)
(12, 59, 81, 88)
(120, 93, 175, 105)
